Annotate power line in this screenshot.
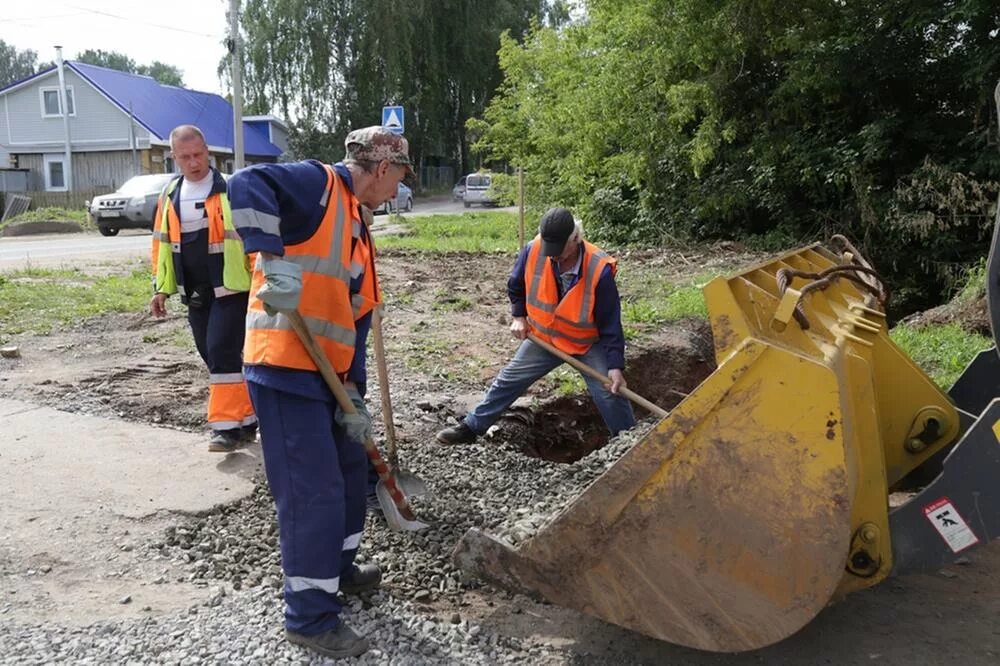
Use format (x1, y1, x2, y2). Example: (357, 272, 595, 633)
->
(64, 4, 220, 39)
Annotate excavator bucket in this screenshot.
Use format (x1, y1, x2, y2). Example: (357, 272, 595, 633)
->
(453, 236, 1000, 653)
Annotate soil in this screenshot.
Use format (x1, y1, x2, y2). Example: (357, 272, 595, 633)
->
(2, 246, 999, 664)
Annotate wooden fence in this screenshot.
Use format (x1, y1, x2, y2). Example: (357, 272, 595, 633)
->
(23, 189, 111, 210)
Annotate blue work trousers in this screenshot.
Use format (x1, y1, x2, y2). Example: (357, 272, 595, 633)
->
(247, 381, 367, 635)
(464, 339, 636, 436)
(186, 292, 248, 376)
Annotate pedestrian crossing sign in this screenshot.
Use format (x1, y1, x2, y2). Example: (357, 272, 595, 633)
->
(382, 106, 404, 135)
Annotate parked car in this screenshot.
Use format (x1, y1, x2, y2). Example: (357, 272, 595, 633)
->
(89, 173, 176, 236)
(463, 172, 495, 208)
(452, 175, 467, 201)
(376, 182, 414, 214)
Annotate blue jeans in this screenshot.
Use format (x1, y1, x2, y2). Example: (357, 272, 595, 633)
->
(464, 339, 636, 436)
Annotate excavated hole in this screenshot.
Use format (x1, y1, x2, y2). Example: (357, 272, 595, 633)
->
(496, 321, 717, 463)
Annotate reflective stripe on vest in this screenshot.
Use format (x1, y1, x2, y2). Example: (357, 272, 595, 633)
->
(524, 237, 615, 355)
(243, 165, 369, 374)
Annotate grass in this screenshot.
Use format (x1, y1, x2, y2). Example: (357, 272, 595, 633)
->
(890, 322, 992, 389)
(376, 212, 520, 253)
(431, 288, 474, 312)
(0, 207, 92, 231)
(0, 265, 150, 337)
(952, 257, 987, 305)
(618, 270, 717, 339)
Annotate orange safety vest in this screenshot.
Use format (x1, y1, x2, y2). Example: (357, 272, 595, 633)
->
(524, 237, 616, 355)
(243, 165, 381, 374)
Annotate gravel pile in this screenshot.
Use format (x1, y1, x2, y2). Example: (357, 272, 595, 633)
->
(150, 415, 655, 605)
(2, 392, 655, 664)
(490, 419, 656, 545)
(0, 586, 567, 665)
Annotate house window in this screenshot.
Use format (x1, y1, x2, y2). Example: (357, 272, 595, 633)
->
(40, 86, 75, 118)
(43, 154, 68, 191)
(224, 159, 234, 173)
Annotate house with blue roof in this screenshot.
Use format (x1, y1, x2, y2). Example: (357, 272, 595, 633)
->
(0, 61, 288, 192)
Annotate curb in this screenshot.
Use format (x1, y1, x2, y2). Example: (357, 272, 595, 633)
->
(0, 220, 86, 237)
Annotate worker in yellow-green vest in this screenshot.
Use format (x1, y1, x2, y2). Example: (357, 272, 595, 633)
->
(149, 125, 256, 452)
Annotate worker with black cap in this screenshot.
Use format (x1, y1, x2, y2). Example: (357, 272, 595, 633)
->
(436, 207, 635, 445)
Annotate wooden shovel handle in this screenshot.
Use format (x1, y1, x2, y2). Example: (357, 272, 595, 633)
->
(285, 310, 418, 520)
(525, 333, 669, 418)
(371, 306, 399, 467)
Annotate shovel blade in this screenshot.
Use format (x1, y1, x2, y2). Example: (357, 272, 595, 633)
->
(375, 480, 430, 532)
(393, 469, 429, 497)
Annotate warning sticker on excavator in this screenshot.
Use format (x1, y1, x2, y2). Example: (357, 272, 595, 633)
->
(923, 497, 979, 553)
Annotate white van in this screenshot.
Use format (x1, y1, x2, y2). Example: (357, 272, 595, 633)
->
(463, 172, 495, 208)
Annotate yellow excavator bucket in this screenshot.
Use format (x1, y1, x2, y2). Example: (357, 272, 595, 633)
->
(453, 239, 973, 652)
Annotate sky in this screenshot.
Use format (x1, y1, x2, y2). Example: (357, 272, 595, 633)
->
(1, 0, 231, 95)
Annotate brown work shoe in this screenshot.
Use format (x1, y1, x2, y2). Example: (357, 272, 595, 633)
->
(285, 622, 369, 659)
(436, 422, 477, 445)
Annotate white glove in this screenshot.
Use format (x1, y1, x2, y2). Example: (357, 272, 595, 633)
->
(257, 256, 302, 316)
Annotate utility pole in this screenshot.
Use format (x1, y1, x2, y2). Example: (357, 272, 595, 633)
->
(517, 167, 525, 250)
(229, 0, 245, 170)
(129, 101, 139, 175)
(55, 46, 73, 191)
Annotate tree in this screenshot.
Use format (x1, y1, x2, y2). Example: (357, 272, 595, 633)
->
(474, 0, 1000, 316)
(76, 49, 137, 74)
(235, 1, 564, 174)
(0, 40, 41, 88)
(76, 49, 185, 87)
(142, 61, 184, 87)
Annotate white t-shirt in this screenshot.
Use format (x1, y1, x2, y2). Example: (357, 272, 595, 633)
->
(178, 172, 214, 235)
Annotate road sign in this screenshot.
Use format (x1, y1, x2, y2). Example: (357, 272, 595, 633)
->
(382, 106, 404, 135)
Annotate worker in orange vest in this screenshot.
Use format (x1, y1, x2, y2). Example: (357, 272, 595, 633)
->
(150, 124, 256, 452)
(437, 207, 635, 444)
(228, 126, 412, 659)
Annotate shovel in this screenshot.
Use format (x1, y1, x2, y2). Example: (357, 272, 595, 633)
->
(372, 305, 429, 497)
(286, 309, 429, 532)
(526, 333, 669, 418)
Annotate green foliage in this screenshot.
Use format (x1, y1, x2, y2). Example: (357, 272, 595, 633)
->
(376, 212, 521, 253)
(618, 269, 716, 340)
(890, 322, 992, 389)
(76, 49, 184, 86)
(237, 2, 564, 172)
(474, 0, 1000, 318)
(0, 267, 151, 336)
(953, 257, 987, 305)
(1, 207, 90, 230)
(0, 39, 41, 87)
(543, 365, 587, 396)
(432, 289, 474, 312)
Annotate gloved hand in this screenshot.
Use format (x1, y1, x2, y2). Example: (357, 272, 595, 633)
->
(257, 256, 302, 316)
(335, 385, 372, 444)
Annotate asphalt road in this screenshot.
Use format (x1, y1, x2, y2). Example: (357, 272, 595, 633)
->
(0, 197, 512, 270)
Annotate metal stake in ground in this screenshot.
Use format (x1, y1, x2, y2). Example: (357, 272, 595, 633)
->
(526, 333, 669, 418)
(286, 309, 429, 532)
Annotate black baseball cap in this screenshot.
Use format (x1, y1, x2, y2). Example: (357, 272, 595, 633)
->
(539, 207, 576, 256)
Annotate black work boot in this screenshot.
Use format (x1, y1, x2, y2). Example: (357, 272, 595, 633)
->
(436, 422, 477, 445)
(241, 422, 259, 443)
(340, 563, 382, 595)
(285, 622, 369, 659)
(207, 428, 242, 453)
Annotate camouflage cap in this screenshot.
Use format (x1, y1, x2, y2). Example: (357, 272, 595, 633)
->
(344, 125, 415, 177)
